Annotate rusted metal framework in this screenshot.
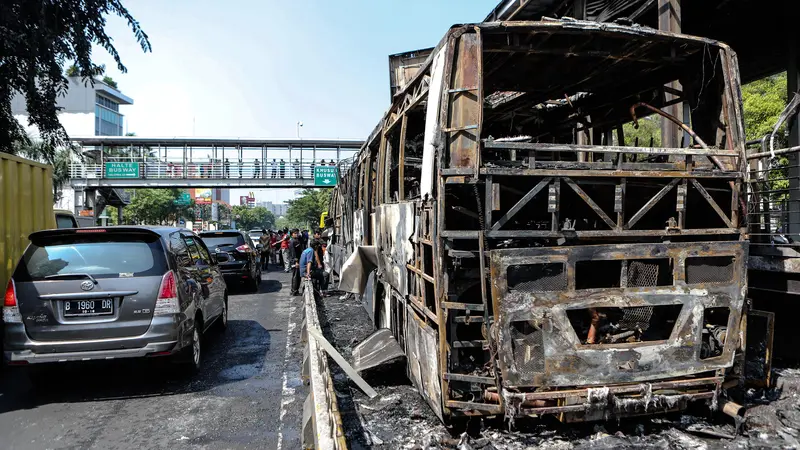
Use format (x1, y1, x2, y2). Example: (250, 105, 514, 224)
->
(329, 20, 752, 422)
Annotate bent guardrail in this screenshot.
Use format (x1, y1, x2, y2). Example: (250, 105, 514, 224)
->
(301, 280, 348, 449)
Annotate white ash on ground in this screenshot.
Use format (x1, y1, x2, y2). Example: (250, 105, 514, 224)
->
(316, 291, 800, 449)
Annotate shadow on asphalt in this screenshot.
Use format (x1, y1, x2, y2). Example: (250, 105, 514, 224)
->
(0, 319, 271, 414)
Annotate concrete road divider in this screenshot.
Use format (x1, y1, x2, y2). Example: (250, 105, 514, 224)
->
(301, 281, 348, 449)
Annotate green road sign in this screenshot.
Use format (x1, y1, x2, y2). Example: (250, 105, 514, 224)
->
(173, 192, 191, 205)
(105, 162, 140, 179)
(314, 166, 338, 186)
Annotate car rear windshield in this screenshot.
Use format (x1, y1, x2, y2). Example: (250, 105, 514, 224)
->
(199, 233, 245, 250)
(13, 233, 168, 281)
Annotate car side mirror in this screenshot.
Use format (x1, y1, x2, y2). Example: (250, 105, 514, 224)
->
(214, 252, 231, 263)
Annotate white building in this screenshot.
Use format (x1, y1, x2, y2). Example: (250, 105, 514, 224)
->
(12, 77, 133, 138)
(12, 77, 134, 213)
(256, 201, 289, 218)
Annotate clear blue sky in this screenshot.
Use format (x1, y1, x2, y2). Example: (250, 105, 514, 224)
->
(94, 0, 495, 203)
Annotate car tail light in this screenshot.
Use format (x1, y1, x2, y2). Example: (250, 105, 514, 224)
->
(154, 271, 180, 315)
(76, 228, 107, 233)
(3, 279, 22, 323)
(236, 244, 250, 253)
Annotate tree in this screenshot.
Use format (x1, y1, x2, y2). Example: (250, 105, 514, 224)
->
(742, 73, 787, 143)
(742, 73, 789, 207)
(232, 206, 275, 231)
(65, 65, 79, 77)
(231, 205, 275, 230)
(275, 216, 304, 231)
(0, 0, 151, 157)
(118, 189, 192, 225)
(8, 136, 77, 203)
(622, 116, 661, 148)
(286, 189, 329, 229)
(102, 76, 118, 89)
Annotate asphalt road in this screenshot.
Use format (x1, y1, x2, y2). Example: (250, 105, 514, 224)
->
(0, 269, 305, 450)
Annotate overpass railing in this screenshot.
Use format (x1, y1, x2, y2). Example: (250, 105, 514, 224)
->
(68, 159, 351, 181)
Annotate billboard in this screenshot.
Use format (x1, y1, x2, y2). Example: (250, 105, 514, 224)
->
(239, 192, 255, 208)
(195, 188, 212, 205)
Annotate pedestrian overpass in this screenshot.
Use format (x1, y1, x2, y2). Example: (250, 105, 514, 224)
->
(67, 136, 363, 189)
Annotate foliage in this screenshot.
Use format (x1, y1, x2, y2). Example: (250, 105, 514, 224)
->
(65, 65, 79, 77)
(0, 0, 151, 157)
(742, 73, 788, 143)
(742, 73, 789, 208)
(622, 116, 661, 148)
(8, 136, 78, 203)
(232, 206, 275, 231)
(275, 216, 304, 231)
(119, 189, 192, 225)
(286, 189, 329, 229)
(102, 76, 118, 89)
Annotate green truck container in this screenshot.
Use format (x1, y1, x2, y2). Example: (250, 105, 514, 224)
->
(0, 152, 56, 295)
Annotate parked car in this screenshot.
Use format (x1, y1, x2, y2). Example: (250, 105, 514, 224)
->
(247, 228, 265, 249)
(198, 230, 261, 291)
(3, 226, 228, 375)
(54, 209, 97, 228)
(54, 209, 79, 229)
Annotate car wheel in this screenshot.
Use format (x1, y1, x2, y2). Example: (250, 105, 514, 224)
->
(216, 297, 228, 332)
(176, 321, 202, 376)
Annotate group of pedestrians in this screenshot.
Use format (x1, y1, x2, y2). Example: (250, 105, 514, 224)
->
(256, 228, 331, 297)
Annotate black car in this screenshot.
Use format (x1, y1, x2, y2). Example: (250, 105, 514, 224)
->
(198, 230, 261, 291)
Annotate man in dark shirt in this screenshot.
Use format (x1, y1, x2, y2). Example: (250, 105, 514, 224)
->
(290, 229, 303, 295)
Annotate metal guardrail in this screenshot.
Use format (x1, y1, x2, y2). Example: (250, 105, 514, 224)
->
(301, 280, 347, 449)
(747, 140, 800, 246)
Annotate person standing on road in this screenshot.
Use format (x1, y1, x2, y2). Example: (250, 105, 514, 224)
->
(280, 231, 292, 272)
(289, 230, 302, 295)
(300, 240, 324, 296)
(322, 240, 332, 290)
(259, 228, 270, 271)
(279, 159, 286, 178)
(254, 159, 261, 178)
(269, 231, 278, 266)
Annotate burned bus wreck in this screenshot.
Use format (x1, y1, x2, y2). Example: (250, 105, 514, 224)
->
(329, 20, 751, 423)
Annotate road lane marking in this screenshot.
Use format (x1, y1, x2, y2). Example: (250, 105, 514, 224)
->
(275, 296, 298, 450)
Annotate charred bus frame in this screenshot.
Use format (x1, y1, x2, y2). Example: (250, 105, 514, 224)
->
(329, 20, 752, 422)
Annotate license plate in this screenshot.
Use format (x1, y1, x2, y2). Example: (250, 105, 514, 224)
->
(64, 299, 114, 317)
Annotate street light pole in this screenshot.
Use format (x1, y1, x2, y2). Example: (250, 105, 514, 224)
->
(297, 121, 304, 178)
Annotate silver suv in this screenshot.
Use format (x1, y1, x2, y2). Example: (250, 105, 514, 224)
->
(3, 226, 229, 375)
